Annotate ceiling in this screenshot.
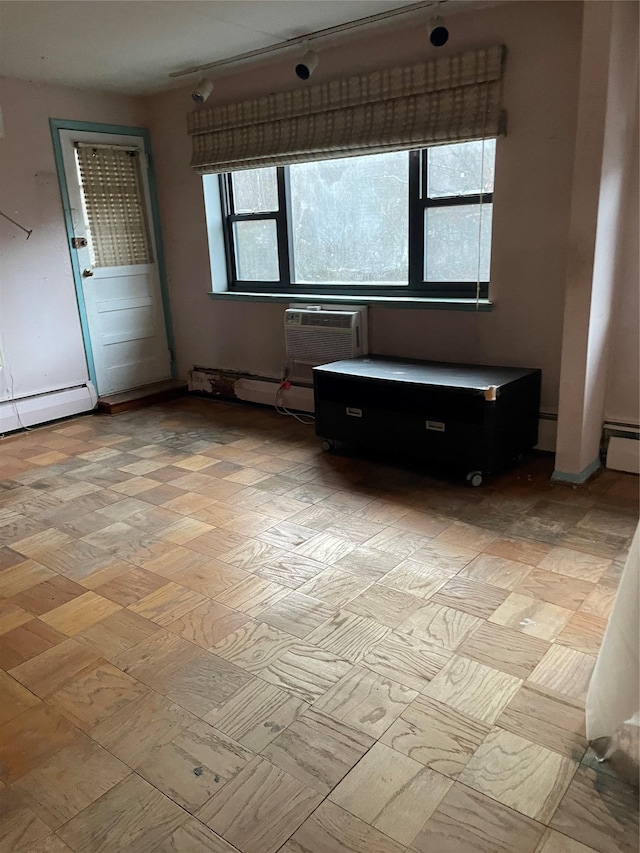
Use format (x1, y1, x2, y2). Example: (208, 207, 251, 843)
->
(0, 0, 429, 95)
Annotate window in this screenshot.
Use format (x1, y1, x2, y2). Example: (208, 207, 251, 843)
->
(212, 139, 495, 299)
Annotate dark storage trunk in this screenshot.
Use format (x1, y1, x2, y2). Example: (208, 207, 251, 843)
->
(313, 357, 542, 485)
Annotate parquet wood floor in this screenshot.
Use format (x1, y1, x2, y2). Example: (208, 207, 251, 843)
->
(0, 398, 637, 852)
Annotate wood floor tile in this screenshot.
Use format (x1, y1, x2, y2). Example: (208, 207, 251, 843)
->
(550, 765, 639, 853)
(423, 655, 522, 724)
(333, 545, 402, 581)
(137, 719, 252, 811)
(94, 566, 166, 607)
(166, 599, 249, 648)
(0, 619, 67, 670)
(14, 737, 128, 829)
(324, 515, 388, 545)
(11, 528, 72, 559)
(127, 582, 205, 626)
(218, 538, 285, 571)
(0, 600, 32, 634)
(329, 741, 453, 845)
(214, 575, 289, 615)
(40, 592, 121, 636)
(281, 800, 406, 853)
(57, 772, 188, 853)
(459, 727, 577, 822)
(307, 609, 390, 663)
(77, 609, 161, 662)
(458, 621, 550, 679)
(554, 612, 608, 656)
(411, 781, 546, 853)
(112, 629, 203, 689)
(364, 527, 432, 560)
(528, 645, 596, 703)
(535, 828, 599, 853)
(257, 521, 317, 552)
(458, 553, 533, 590)
(484, 536, 552, 566)
(206, 677, 307, 751)
(0, 704, 80, 783)
(488, 593, 572, 640)
(0, 786, 50, 852)
(259, 643, 352, 703)
(537, 548, 611, 583)
(159, 652, 253, 717)
(14, 834, 75, 852)
(178, 562, 250, 599)
(262, 707, 374, 794)
(210, 620, 296, 673)
(0, 560, 55, 597)
(255, 552, 327, 589)
(496, 683, 587, 760)
(154, 818, 238, 852)
(0, 669, 40, 726)
(434, 521, 499, 552)
(197, 756, 323, 853)
(259, 592, 336, 639)
(48, 662, 147, 732)
(397, 602, 483, 650)
(514, 568, 594, 610)
(362, 630, 452, 692)
(295, 532, 358, 565)
(355, 499, 411, 525)
(297, 568, 371, 607)
(91, 691, 198, 767)
(9, 638, 102, 698)
(578, 583, 618, 620)
(431, 576, 509, 619)
(381, 559, 451, 598)
(133, 545, 209, 579)
(390, 508, 451, 537)
(344, 583, 422, 628)
(381, 695, 490, 777)
(409, 540, 478, 574)
(314, 665, 417, 738)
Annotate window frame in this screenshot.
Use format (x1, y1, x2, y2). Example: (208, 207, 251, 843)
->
(219, 144, 493, 300)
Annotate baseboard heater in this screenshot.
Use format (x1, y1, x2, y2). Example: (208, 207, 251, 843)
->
(0, 383, 97, 433)
(189, 367, 557, 451)
(603, 423, 640, 474)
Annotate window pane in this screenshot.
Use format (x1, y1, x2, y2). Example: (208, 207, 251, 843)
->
(234, 219, 279, 281)
(427, 139, 495, 199)
(289, 152, 408, 284)
(425, 204, 493, 281)
(232, 168, 278, 213)
(75, 145, 152, 267)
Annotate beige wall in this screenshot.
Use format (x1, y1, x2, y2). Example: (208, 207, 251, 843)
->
(146, 1, 584, 415)
(0, 76, 144, 401)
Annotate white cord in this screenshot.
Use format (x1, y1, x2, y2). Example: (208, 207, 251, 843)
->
(274, 361, 315, 425)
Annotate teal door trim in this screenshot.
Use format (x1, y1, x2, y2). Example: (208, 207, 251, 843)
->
(49, 118, 177, 388)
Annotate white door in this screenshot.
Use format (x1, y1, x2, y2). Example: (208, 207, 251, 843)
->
(59, 130, 172, 396)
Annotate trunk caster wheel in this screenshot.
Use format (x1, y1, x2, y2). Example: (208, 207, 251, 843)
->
(320, 440, 334, 452)
(466, 471, 483, 487)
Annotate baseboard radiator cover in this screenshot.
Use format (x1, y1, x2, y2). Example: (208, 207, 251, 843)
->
(603, 423, 640, 474)
(0, 383, 97, 434)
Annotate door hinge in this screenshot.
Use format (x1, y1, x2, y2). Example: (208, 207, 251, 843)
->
(71, 236, 88, 249)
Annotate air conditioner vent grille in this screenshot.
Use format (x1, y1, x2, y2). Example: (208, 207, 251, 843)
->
(301, 314, 352, 329)
(286, 329, 356, 364)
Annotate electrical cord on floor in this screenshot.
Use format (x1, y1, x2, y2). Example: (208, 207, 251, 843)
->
(275, 363, 315, 425)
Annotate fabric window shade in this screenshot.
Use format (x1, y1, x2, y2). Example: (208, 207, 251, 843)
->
(75, 144, 153, 267)
(189, 45, 506, 174)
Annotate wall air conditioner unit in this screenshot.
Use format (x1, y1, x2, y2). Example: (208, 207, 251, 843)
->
(284, 306, 368, 366)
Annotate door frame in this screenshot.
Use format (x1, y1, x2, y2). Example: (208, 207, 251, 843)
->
(50, 118, 177, 389)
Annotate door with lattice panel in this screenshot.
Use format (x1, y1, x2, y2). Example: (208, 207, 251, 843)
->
(59, 129, 172, 395)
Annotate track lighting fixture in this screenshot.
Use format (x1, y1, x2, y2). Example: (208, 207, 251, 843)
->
(429, 16, 449, 47)
(295, 47, 319, 80)
(191, 77, 214, 103)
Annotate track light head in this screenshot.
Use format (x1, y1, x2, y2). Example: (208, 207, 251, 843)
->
(429, 17, 449, 47)
(191, 77, 214, 103)
(295, 49, 319, 80)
